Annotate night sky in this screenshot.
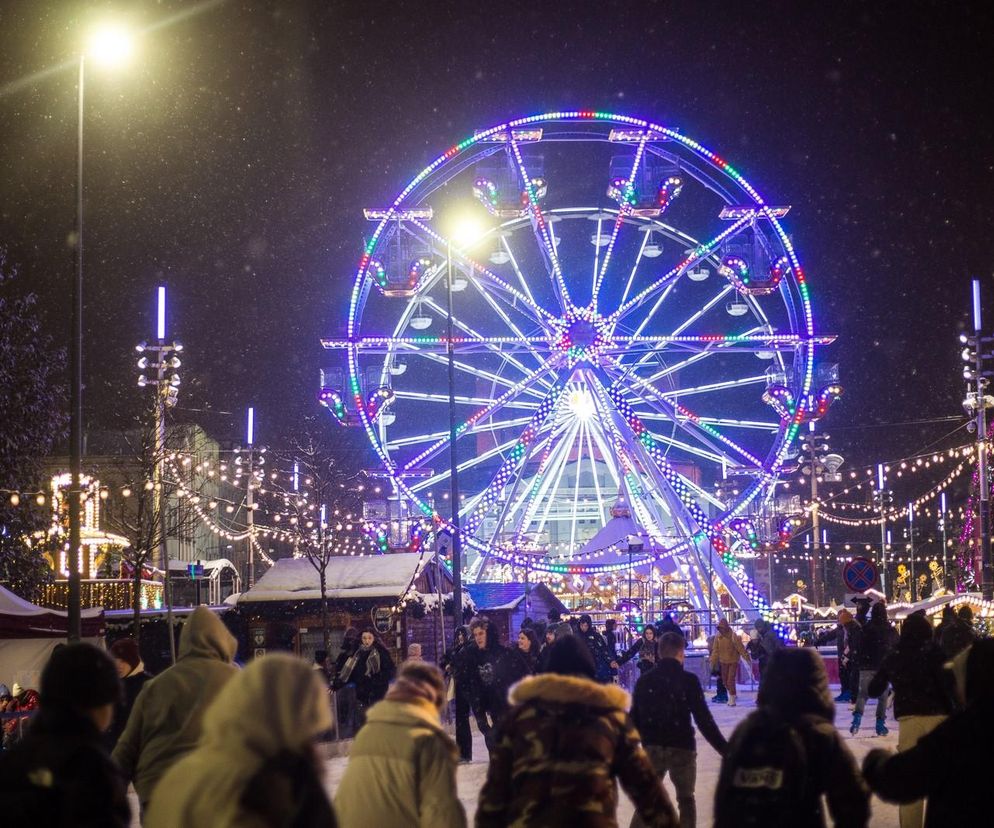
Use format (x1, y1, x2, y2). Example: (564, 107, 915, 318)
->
(1, 0, 993, 470)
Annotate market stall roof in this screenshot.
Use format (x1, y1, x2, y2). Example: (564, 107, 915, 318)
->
(238, 553, 436, 603)
(466, 582, 567, 613)
(0, 584, 104, 637)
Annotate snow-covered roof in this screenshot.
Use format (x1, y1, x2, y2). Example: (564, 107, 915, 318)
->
(238, 553, 432, 603)
(0, 584, 102, 619)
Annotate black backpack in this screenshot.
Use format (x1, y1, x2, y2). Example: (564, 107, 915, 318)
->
(716, 709, 809, 827)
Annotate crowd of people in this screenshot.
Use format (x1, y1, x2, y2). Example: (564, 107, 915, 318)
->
(0, 600, 991, 827)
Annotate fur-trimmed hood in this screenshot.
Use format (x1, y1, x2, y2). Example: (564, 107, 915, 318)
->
(509, 672, 630, 711)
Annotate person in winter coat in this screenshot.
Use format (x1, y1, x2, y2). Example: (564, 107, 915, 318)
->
(145, 653, 335, 828)
(710, 619, 751, 707)
(714, 648, 870, 828)
(631, 632, 728, 828)
(440, 625, 475, 762)
(335, 661, 466, 828)
(337, 627, 396, 727)
(656, 613, 685, 640)
(604, 618, 620, 657)
(0, 643, 131, 827)
(546, 608, 574, 640)
(2, 680, 40, 749)
(469, 615, 528, 752)
(331, 627, 360, 737)
(866, 612, 951, 828)
(112, 605, 239, 812)
(851, 601, 896, 735)
(863, 639, 994, 827)
(517, 628, 542, 674)
(747, 619, 781, 687)
(106, 637, 152, 749)
(932, 604, 956, 648)
(939, 604, 976, 658)
(814, 609, 863, 702)
(577, 613, 620, 683)
(618, 625, 659, 672)
(477, 635, 677, 828)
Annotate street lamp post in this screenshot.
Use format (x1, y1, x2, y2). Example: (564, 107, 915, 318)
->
(445, 242, 463, 626)
(875, 464, 891, 597)
(67, 24, 134, 642)
(245, 408, 256, 589)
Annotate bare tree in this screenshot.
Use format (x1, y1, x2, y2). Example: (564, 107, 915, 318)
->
(264, 421, 372, 654)
(101, 406, 210, 641)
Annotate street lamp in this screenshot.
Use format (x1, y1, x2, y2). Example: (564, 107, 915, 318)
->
(443, 214, 486, 628)
(68, 23, 134, 642)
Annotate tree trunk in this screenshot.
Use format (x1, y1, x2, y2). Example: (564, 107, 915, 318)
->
(321, 564, 330, 656)
(132, 560, 142, 642)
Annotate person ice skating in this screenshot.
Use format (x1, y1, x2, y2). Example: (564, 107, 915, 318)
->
(0, 643, 131, 827)
(517, 628, 542, 674)
(113, 605, 239, 813)
(335, 661, 466, 828)
(748, 618, 781, 687)
(714, 648, 870, 828)
(631, 632, 728, 828)
(850, 601, 896, 736)
(145, 653, 336, 828)
(866, 612, 952, 828)
(710, 618, 751, 706)
(862, 639, 994, 827)
(469, 616, 528, 753)
(106, 637, 152, 749)
(604, 618, 620, 657)
(656, 613, 685, 640)
(440, 625, 474, 762)
(477, 635, 677, 828)
(814, 609, 862, 703)
(337, 627, 396, 728)
(618, 625, 658, 672)
(577, 613, 620, 683)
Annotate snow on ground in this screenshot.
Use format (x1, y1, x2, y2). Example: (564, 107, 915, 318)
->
(129, 691, 901, 826)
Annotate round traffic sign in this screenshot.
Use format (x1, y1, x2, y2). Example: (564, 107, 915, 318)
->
(843, 557, 877, 592)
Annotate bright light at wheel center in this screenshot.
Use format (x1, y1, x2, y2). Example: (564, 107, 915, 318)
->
(87, 24, 134, 66)
(451, 217, 485, 248)
(568, 389, 596, 422)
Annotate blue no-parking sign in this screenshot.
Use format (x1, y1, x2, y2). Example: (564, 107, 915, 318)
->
(843, 557, 877, 593)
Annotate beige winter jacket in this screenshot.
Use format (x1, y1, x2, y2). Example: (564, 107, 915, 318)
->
(334, 697, 466, 828)
(112, 606, 238, 805)
(145, 654, 334, 828)
(710, 629, 750, 667)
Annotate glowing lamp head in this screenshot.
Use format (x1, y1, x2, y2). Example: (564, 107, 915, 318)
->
(450, 216, 486, 249)
(87, 24, 134, 67)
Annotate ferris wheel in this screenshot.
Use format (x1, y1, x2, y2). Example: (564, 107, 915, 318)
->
(323, 111, 837, 618)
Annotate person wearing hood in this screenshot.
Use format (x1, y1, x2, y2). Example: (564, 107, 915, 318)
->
(477, 635, 677, 828)
(714, 648, 870, 828)
(863, 639, 994, 827)
(0, 643, 131, 827)
(577, 613, 619, 683)
(546, 608, 573, 640)
(656, 613, 685, 640)
(469, 615, 528, 753)
(336, 627, 396, 728)
(106, 637, 152, 749)
(440, 625, 475, 762)
(710, 619, 751, 707)
(112, 605, 239, 812)
(747, 619, 781, 687)
(335, 661, 466, 828)
(866, 612, 951, 828)
(851, 601, 896, 736)
(145, 654, 335, 828)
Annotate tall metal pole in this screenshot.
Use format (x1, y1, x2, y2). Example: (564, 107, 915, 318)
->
(809, 440, 822, 606)
(940, 491, 949, 592)
(446, 243, 463, 626)
(878, 464, 888, 597)
(972, 280, 993, 599)
(155, 356, 175, 663)
(908, 502, 915, 601)
(67, 55, 85, 642)
(246, 408, 256, 589)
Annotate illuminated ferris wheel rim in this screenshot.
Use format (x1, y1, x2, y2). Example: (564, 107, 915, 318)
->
(339, 110, 825, 575)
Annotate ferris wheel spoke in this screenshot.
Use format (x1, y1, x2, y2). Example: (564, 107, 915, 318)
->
(400, 355, 561, 472)
(487, 429, 557, 546)
(499, 233, 541, 310)
(510, 419, 577, 545)
(607, 214, 754, 329)
(636, 411, 779, 433)
(409, 432, 523, 494)
(618, 226, 651, 310)
(533, 419, 584, 540)
(408, 218, 558, 328)
(461, 382, 566, 537)
(508, 138, 574, 313)
(413, 350, 551, 401)
(591, 135, 649, 311)
(385, 416, 532, 451)
(629, 326, 766, 383)
(659, 374, 769, 399)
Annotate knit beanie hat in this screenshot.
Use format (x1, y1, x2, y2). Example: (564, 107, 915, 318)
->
(41, 643, 121, 711)
(386, 661, 445, 708)
(109, 637, 142, 670)
(837, 609, 853, 624)
(546, 635, 596, 679)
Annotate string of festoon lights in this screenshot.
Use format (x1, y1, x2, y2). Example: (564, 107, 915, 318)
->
(813, 460, 969, 527)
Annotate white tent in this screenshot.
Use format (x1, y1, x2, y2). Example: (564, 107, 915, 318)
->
(573, 496, 680, 575)
(0, 585, 105, 691)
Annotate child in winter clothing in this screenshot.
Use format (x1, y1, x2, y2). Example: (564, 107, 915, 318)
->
(709, 619, 751, 706)
(477, 635, 677, 827)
